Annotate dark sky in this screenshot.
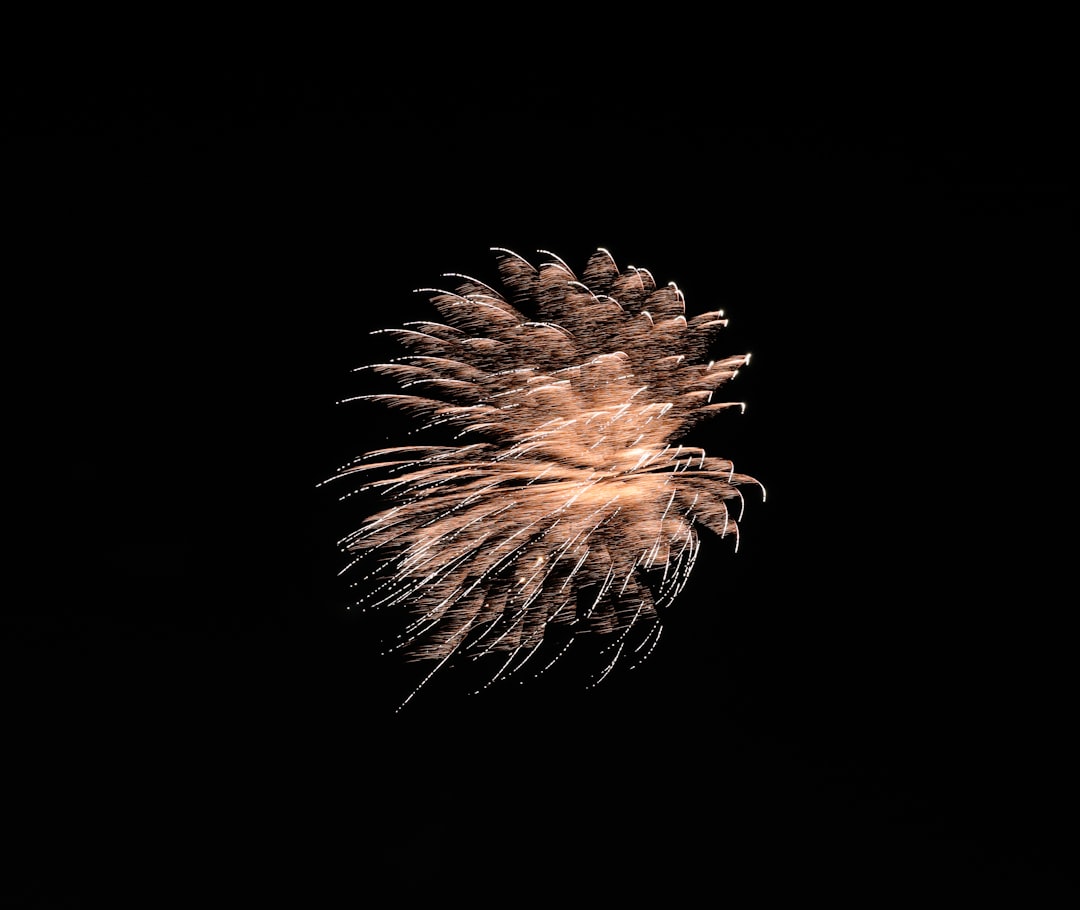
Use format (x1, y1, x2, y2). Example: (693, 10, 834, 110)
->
(8, 40, 1075, 903)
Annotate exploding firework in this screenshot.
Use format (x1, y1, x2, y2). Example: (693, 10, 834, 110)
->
(323, 247, 763, 707)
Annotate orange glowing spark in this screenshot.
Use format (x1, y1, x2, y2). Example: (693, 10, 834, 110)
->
(322, 248, 763, 706)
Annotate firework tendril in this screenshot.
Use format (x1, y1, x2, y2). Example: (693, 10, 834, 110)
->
(322, 248, 764, 707)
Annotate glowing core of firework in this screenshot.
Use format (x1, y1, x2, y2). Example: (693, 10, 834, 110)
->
(324, 247, 762, 700)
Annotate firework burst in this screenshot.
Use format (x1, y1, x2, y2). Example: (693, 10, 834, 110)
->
(323, 247, 763, 707)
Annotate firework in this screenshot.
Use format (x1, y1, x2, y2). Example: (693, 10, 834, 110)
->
(323, 248, 763, 706)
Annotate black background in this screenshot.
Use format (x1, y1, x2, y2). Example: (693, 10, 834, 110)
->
(7, 27, 1075, 904)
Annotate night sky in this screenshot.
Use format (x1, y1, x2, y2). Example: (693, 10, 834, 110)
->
(8, 36, 1075, 904)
